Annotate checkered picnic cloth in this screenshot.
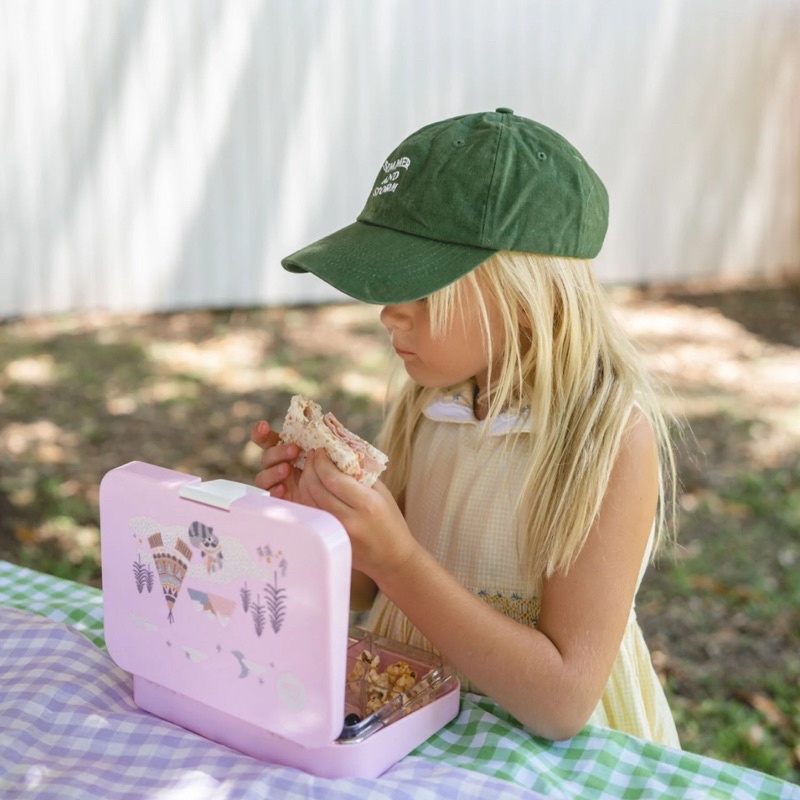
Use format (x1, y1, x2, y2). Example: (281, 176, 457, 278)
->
(1, 560, 797, 800)
(0, 560, 106, 648)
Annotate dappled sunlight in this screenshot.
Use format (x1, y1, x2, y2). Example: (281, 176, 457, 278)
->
(147, 331, 272, 382)
(15, 516, 100, 566)
(1, 420, 78, 463)
(614, 290, 800, 466)
(0, 303, 397, 578)
(140, 305, 392, 398)
(106, 379, 200, 416)
(337, 371, 387, 403)
(1, 284, 798, 587)
(5, 354, 58, 385)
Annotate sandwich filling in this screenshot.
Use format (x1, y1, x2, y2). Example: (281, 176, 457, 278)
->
(279, 395, 388, 487)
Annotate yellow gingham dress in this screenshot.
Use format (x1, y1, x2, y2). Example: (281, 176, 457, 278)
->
(366, 383, 680, 747)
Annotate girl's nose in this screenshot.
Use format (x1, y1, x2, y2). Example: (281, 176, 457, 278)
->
(380, 304, 413, 332)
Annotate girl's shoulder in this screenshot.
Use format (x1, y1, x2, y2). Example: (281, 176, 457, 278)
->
(622, 404, 658, 459)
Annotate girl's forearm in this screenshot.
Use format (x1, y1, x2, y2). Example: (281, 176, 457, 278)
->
(373, 543, 596, 740)
(350, 569, 378, 611)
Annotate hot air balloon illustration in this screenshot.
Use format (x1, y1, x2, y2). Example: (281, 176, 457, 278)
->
(148, 533, 193, 623)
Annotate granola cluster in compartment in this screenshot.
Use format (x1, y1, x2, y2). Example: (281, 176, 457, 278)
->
(347, 649, 418, 715)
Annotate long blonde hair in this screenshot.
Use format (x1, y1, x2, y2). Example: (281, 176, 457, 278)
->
(378, 251, 677, 581)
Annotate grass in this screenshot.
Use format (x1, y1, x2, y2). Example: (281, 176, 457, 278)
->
(638, 462, 800, 783)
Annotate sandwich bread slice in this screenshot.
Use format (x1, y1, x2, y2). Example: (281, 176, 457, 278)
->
(279, 395, 388, 487)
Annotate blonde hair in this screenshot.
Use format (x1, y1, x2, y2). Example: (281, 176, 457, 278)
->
(378, 251, 677, 581)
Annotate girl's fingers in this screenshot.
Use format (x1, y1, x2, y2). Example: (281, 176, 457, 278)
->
(301, 451, 413, 580)
(259, 442, 299, 470)
(302, 450, 358, 515)
(254, 472, 294, 500)
(250, 420, 273, 446)
(251, 420, 296, 451)
(254, 463, 286, 491)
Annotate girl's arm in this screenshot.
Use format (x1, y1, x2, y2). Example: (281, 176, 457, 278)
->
(350, 570, 378, 611)
(297, 409, 658, 740)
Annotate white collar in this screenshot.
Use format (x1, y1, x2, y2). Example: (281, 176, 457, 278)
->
(422, 381, 534, 436)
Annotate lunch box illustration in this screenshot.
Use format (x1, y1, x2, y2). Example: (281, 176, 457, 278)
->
(99, 461, 460, 778)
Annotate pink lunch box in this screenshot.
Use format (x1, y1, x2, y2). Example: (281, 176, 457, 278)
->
(99, 461, 460, 778)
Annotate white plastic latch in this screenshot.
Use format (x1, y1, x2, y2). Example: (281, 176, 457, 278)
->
(179, 479, 269, 511)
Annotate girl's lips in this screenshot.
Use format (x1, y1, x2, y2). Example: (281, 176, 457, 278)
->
(393, 344, 415, 358)
(389, 334, 415, 358)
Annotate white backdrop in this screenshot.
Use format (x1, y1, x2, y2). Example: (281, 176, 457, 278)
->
(2, 0, 799, 317)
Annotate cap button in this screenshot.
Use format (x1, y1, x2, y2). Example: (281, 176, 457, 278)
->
(495, 107, 514, 115)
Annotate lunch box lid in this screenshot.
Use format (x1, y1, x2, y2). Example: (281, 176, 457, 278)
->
(100, 461, 352, 748)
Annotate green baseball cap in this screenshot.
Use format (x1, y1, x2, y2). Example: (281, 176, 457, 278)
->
(281, 108, 608, 304)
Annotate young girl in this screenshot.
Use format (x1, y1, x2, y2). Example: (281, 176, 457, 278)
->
(251, 109, 680, 747)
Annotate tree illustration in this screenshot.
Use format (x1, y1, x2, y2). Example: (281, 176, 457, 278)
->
(132, 556, 153, 594)
(265, 571, 287, 633)
(145, 564, 154, 593)
(240, 582, 251, 612)
(251, 594, 266, 637)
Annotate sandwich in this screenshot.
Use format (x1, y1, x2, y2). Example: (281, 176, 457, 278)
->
(279, 395, 388, 487)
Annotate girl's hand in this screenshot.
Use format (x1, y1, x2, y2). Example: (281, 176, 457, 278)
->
(299, 449, 419, 581)
(250, 420, 303, 502)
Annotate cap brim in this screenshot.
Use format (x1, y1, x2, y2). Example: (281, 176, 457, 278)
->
(281, 221, 497, 304)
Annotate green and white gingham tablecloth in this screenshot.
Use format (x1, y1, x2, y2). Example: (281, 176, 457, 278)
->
(1, 559, 797, 799)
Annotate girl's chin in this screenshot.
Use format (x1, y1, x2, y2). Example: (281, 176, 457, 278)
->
(404, 368, 467, 391)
